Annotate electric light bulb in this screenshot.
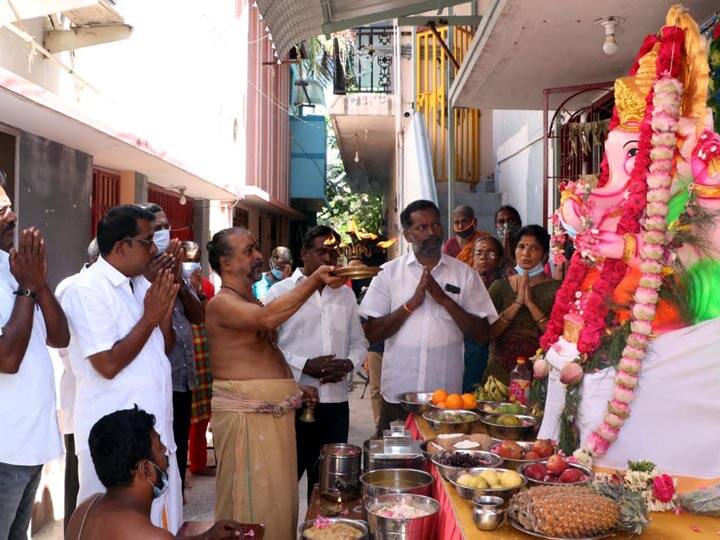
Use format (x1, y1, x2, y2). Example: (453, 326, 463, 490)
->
(603, 36, 618, 56)
(354, 150, 360, 163)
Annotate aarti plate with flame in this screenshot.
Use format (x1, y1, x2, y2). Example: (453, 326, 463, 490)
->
(324, 221, 395, 280)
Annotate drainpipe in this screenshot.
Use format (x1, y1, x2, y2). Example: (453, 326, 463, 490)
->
(446, 10, 456, 229)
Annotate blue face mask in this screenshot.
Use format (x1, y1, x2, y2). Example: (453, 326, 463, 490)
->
(153, 229, 171, 254)
(515, 262, 545, 277)
(181, 262, 201, 280)
(558, 215, 577, 239)
(147, 460, 169, 499)
(270, 268, 284, 280)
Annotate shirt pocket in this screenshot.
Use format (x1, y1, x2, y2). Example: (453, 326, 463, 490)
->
(326, 304, 351, 353)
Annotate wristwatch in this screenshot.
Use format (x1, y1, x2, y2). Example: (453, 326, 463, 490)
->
(13, 288, 37, 301)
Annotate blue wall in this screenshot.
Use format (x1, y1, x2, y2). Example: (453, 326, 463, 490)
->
(290, 114, 326, 200)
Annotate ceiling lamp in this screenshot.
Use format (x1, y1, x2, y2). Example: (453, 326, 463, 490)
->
(354, 132, 360, 163)
(596, 16, 623, 56)
(178, 186, 187, 205)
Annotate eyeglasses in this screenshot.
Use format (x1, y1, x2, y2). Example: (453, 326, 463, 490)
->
(123, 237, 155, 249)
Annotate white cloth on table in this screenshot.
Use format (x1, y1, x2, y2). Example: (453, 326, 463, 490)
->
(61, 256, 175, 456)
(359, 251, 498, 403)
(576, 318, 720, 479)
(265, 268, 368, 403)
(77, 449, 182, 534)
(0, 250, 62, 466)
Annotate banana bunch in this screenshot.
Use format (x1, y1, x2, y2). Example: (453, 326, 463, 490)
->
(474, 376, 509, 401)
(484, 376, 509, 401)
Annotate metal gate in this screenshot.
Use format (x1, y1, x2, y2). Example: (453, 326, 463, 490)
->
(147, 185, 194, 241)
(91, 168, 120, 236)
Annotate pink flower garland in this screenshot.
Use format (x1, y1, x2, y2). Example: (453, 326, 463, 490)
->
(585, 74, 682, 458)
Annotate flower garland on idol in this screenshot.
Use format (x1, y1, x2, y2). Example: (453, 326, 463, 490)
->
(536, 27, 686, 464)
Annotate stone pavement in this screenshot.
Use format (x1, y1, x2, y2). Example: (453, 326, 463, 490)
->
(33, 372, 376, 538)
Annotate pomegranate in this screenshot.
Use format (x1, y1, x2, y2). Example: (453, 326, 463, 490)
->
(546, 455, 569, 476)
(560, 362, 584, 385)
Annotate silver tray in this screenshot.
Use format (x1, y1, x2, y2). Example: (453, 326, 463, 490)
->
(508, 517, 616, 540)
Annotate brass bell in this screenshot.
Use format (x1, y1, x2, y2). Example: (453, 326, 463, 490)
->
(299, 405, 316, 423)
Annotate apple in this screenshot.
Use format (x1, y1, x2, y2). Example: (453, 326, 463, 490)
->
(546, 455, 569, 476)
(497, 440, 523, 460)
(524, 450, 541, 461)
(559, 468, 587, 484)
(532, 439, 555, 458)
(523, 463, 547, 481)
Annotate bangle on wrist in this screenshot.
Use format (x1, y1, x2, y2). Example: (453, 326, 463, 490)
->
(535, 315, 548, 324)
(13, 288, 37, 301)
(403, 302, 414, 314)
(512, 301, 523, 307)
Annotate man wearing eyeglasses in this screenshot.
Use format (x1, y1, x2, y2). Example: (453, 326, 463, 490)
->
(61, 204, 184, 533)
(0, 172, 70, 539)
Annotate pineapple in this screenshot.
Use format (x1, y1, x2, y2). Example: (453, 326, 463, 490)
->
(593, 479, 650, 536)
(509, 486, 619, 538)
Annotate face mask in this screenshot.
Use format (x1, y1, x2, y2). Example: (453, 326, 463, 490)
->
(496, 223, 520, 241)
(146, 460, 169, 499)
(153, 229, 171, 254)
(515, 262, 545, 277)
(453, 219, 476, 238)
(558, 215, 578, 239)
(182, 262, 201, 280)
(270, 268, 284, 280)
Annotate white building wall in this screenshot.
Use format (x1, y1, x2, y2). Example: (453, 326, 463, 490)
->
(0, 0, 246, 192)
(493, 109, 545, 227)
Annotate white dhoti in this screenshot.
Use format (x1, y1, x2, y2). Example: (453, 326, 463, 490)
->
(541, 319, 720, 481)
(77, 449, 183, 533)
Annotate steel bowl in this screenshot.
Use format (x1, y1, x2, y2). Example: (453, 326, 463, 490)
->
(477, 400, 529, 418)
(422, 409, 482, 435)
(360, 468, 433, 500)
(430, 451, 503, 481)
(472, 504, 505, 532)
(396, 392, 435, 415)
(480, 414, 537, 441)
(448, 467, 527, 503)
(366, 494, 439, 540)
(487, 439, 552, 470)
(298, 518, 369, 539)
(517, 461, 593, 487)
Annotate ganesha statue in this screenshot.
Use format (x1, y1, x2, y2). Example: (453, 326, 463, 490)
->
(536, 5, 720, 488)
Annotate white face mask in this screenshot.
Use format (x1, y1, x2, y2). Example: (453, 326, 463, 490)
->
(153, 229, 171, 254)
(182, 262, 201, 280)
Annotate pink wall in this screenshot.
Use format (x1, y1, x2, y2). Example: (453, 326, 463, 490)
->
(244, 0, 291, 206)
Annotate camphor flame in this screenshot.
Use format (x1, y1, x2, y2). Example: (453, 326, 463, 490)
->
(322, 235, 337, 246)
(347, 219, 377, 241)
(376, 237, 397, 249)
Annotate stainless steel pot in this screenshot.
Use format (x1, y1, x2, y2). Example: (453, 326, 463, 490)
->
(362, 439, 425, 473)
(319, 443, 362, 501)
(366, 494, 439, 540)
(360, 468, 433, 500)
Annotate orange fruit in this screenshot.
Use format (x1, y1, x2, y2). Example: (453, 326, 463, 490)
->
(462, 393, 477, 410)
(445, 394, 463, 409)
(436, 401, 448, 409)
(431, 389, 448, 404)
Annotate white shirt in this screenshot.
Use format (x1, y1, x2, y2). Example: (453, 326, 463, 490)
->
(61, 256, 176, 454)
(0, 250, 63, 465)
(265, 268, 368, 403)
(359, 251, 498, 403)
(48, 265, 89, 435)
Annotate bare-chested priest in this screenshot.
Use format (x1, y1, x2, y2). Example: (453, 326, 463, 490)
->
(204, 227, 343, 540)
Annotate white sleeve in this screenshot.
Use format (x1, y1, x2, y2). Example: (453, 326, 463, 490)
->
(62, 283, 120, 359)
(462, 269, 499, 324)
(345, 294, 369, 368)
(359, 269, 391, 319)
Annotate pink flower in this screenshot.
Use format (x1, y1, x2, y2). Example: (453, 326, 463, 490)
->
(652, 474, 675, 503)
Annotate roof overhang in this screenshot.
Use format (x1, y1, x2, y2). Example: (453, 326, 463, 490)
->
(256, 0, 471, 57)
(0, 66, 238, 201)
(449, 0, 718, 110)
(242, 186, 306, 220)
